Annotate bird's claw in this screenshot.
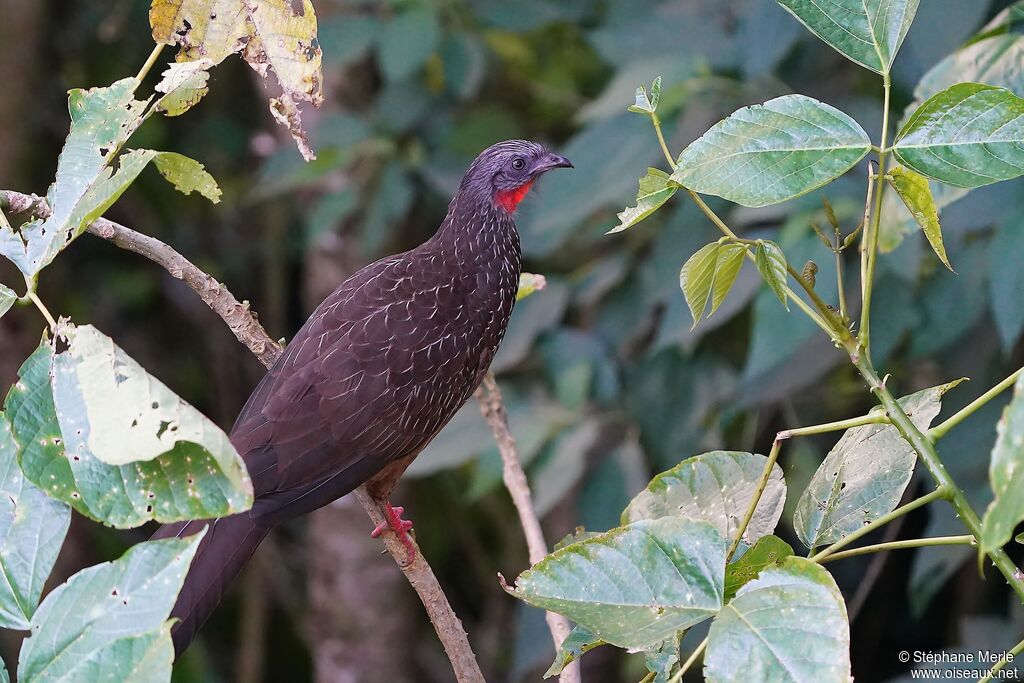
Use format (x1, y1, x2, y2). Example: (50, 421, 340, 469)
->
(370, 502, 416, 563)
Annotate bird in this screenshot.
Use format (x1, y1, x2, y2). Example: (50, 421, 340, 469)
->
(153, 139, 572, 655)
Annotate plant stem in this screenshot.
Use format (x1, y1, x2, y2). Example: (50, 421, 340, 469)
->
(135, 43, 165, 84)
(929, 365, 1024, 441)
(28, 291, 57, 330)
(853, 356, 1024, 601)
(785, 261, 843, 328)
(652, 113, 675, 168)
(978, 637, 1024, 683)
(859, 72, 891, 355)
(776, 413, 888, 440)
(817, 535, 974, 563)
(727, 439, 782, 562)
(835, 243, 848, 322)
(669, 638, 708, 683)
(809, 487, 950, 563)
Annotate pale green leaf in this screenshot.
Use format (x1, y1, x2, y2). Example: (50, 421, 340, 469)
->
(776, 0, 919, 74)
(511, 518, 726, 650)
(754, 240, 789, 310)
(0, 285, 14, 320)
(705, 557, 850, 683)
(154, 59, 212, 116)
(623, 450, 786, 547)
(627, 76, 662, 114)
(0, 414, 70, 630)
(887, 166, 951, 270)
(893, 83, 1024, 188)
(671, 95, 871, 207)
(608, 168, 677, 233)
(151, 151, 222, 202)
(543, 625, 604, 678)
(17, 532, 203, 683)
(980, 374, 1024, 557)
(680, 242, 720, 327)
(516, 272, 547, 301)
(794, 381, 962, 548)
(710, 243, 746, 315)
(643, 637, 680, 683)
(724, 535, 794, 602)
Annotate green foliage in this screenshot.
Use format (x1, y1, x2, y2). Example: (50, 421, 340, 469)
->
(622, 450, 786, 547)
(0, 285, 14, 319)
(776, 0, 918, 74)
(679, 241, 746, 328)
(723, 535, 794, 602)
(627, 76, 662, 114)
(893, 83, 1024, 188)
(17, 532, 204, 683)
(886, 166, 951, 270)
(511, 518, 726, 650)
(754, 240, 789, 310)
(151, 152, 221, 202)
(980, 375, 1024, 557)
(671, 95, 871, 208)
(608, 168, 677, 234)
(704, 558, 850, 683)
(543, 625, 603, 678)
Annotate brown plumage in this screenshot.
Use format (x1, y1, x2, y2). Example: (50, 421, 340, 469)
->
(154, 140, 572, 654)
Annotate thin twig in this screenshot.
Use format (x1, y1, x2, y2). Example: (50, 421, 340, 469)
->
(0, 189, 486, 683)
(929, 365, 1024, 441)
(476, 373, 580, 683)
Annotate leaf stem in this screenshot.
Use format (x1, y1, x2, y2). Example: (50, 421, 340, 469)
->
(809, 487, 950, 563)
(727, 439, 782, 562)
(134, 43, 165, 84)
(859, 71, 892, 355)
(651, 113, 676, 168)
(978, 637, 1024, 683)
(776, 412, 888, 440)
(816, 535, 974, 563)
(785, 262, 844, 330)
(669, 638, 708, 683)
(27, 291, 57, 331)
(835, 242, 848, 322)
(929, 365, 1024, 441)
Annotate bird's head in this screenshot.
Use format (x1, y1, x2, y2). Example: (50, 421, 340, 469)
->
(459, 140, 573, 213)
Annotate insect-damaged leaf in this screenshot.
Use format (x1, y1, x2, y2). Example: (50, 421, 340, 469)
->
(794, 381, 963, 548)
(154, 59, 213, 116)
(543, 625, 604, 678)
(887, 166, 951, 270)
(151, 152, 222, 202)
(150, 0, 324, 160)
(622, 450, 786, 547)
(723, 535, 794, 602)
(608, 168, 677, 233)
(511, 518, 726, 650)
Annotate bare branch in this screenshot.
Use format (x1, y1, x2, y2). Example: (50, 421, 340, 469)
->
(476, 373, 580, 683)
(0, 189, 485, 683)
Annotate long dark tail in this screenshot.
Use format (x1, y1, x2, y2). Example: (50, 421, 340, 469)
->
(152, 513, 271, 655)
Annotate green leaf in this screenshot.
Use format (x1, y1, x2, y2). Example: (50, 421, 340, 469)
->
(0, 414, 70, 629)
(724, 535, 794, 602)
(0, 285, 14, 320)
(608, 168, 678, 233)
(679, 242, 747, 328)
(671, 95, 871, 208)
(887, 166, 951, 270)
(151, 151, 222, 203)
(516, 272, 547, 301)
(776, 0, 919, 74)
(0, 79, 150, 277)
(980, 375, 1024, 557)
(754, 240, 789, 310)
(793, 381, 962, 548)
(893, 83, 1024, 189)
(705, 557, 850, 683)
(643, 637, 680, 683)
(511, 518, 727, 650)
(623, 451, 786, 547)
(154, 59, 212, 116)
(543, 625, 604, 678)
(17, 531, 204, 683)
(48, 323, 252, 527)
(627, 76, 661, 114)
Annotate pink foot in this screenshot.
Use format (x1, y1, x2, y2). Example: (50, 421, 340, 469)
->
(370, 502, 416, 562)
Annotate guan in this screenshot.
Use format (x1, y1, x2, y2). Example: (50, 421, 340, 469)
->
(154, 140, 572, 654)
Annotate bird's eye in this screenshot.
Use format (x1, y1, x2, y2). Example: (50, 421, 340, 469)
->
(511, 158, 526, 171)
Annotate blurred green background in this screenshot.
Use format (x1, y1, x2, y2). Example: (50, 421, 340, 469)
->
(1, 0, 1023, 681)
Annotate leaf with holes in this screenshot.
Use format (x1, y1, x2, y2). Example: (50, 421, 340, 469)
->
(17, 532, 203, 682)
(887, 166, 951, 270)
(980, 375, 1024, 557)
(776, 0, 918, 74)
(151, 152, 221, 202)
(705, 557, 850, 683)
(0, 414, 70, 630)
(680, 242, 747, 328)
(754, 240, 789, 310)
(724, 535, 794, 602)
(623, 450, 786, 547)
(510, 518, 726, 650)
(543, 625, 604, 678)
(154, 59, 212, 116)
(671, 95, 871, 207)
(609, 168, 678, 233)
(893, 83, 1024, 189)
(793, 381, 963, 549)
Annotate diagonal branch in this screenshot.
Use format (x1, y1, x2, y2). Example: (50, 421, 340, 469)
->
(0, 189, 485, 683)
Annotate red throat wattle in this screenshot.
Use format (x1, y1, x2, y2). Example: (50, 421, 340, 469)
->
(495, 180, 534, 212)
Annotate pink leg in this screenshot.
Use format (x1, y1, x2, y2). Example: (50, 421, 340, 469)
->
(370, 502, 416, 561)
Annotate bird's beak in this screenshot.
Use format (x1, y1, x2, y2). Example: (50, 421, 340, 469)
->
(532, 152, 574, 174)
